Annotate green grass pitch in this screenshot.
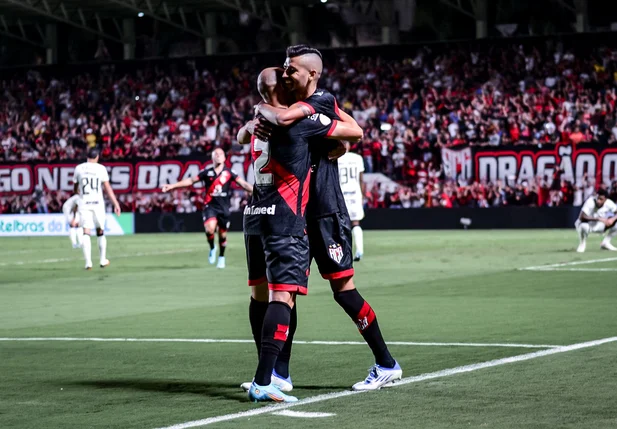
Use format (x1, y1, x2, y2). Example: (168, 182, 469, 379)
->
(1, 230, 616, 429)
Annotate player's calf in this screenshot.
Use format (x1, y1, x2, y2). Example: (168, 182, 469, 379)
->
(576, 222, 590, 253)
(82, 228, 93, 269)
(601, 218, 617, 251)
(96, 229, 110, 268)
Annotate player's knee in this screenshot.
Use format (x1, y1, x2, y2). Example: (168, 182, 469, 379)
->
(578, 222, 590, 233)
(252, 283, 269, 302)
(329, 276, 355, 293)
(270, 290, 296, 307)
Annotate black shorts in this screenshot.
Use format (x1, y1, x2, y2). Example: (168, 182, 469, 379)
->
(245, 234, 310, 295)
(202, 206, 230, 231)
(307, 212, 354, 280)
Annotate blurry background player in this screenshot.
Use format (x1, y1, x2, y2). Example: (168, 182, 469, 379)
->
(62, 184, 82, 249)
(337, 141, 366, 261)
(254, 45, 402, 391)
(73, 148, 121, 270)
(575, 189, 617, 253)
(238, 67, 364, 403)
(162, 148, 252, 268)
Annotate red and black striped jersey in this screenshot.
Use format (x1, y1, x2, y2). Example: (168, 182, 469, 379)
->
(244, 113, 339, 236)
(197, 165, 238, 212)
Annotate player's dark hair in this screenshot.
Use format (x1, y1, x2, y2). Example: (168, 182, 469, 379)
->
(286, 44, 322, 59)
(87, 148, 100, 159)
(597, 189, 609, 198)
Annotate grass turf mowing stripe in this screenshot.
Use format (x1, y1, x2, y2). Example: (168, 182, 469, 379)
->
(153, 336, 617, 429)
(0, 248, 200, 266)
(0, 337, 562, 349)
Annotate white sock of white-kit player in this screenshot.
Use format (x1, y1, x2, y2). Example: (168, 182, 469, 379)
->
(82, 234, 92, 267)
(76, 228, 83, 246)
(98, 235, 107, 264)
(352, 225, 364, 256)
(601, 225, 617, 246)
(69, 228, 78, 247)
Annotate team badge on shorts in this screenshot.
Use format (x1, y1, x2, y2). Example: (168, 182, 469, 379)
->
(328, 243, 344, 264)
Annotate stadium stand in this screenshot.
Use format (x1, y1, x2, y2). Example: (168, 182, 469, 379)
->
(2, 37, 617, 213)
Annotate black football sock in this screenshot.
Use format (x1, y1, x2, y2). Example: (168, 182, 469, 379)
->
(254, 301, 292, 386)
(249, 297, 269, 357)
(206, 232, 215, 250)
(219, 237, 227, 257)
(275, 304, 297, 379)
(334, 289, 396, 368)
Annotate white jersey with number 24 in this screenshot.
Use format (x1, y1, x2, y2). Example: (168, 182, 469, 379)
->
(73, 162, 109, 207)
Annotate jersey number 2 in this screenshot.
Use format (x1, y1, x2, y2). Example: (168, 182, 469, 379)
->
(253, 139, 273, 185)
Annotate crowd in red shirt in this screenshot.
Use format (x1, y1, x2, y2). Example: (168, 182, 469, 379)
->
(2, 38, 617, 213)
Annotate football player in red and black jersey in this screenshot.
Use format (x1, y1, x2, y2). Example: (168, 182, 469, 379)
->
(162, 148, 253, 268)
(237, 67, 364, 402)
(254, 45, 402, 391)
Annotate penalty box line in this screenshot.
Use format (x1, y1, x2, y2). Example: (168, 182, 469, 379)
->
(519, 256, 617, 272)
(154, 336, 617, 429)
(0, 337, 562, 349)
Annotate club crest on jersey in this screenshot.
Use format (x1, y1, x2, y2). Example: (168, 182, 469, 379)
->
(219, 171, 230, 184)
(328, 243, 344, 264)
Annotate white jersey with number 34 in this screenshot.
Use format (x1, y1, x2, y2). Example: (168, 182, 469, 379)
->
(73, 162, 109, 207)
(338, 151, 364, 197)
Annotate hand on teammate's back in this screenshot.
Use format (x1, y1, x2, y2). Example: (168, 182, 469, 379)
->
(247, 118, 273, 141)
(328, 142, 347, 161)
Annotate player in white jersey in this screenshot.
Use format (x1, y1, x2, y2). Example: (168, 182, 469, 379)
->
(575, 189, 617, 253)
(73, 148, 121, 269)
(62, 184, 82, 249)
(338, 141, 366, 261)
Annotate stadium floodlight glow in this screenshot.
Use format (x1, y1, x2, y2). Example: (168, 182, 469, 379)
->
(135, 96, 140, 101)
(321, 0, 328, 3)
(138, 12, 145, 18)
(380, 123, 392, 131)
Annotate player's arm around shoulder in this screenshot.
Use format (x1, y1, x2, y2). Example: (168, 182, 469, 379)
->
(327, 119, 363, 142)
(257, 102, 313, 127)
(237, 117, 272, 144)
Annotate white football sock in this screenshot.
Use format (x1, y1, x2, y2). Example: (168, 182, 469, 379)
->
(602, 225, 617, 244)
(76, 228, 83, 246)
(352, 225, 364, 256)
(98, 235, 107, 264)
(577, 223, 590, 243)
(69, 228, 78, 246)
(82, 234, 92, 267)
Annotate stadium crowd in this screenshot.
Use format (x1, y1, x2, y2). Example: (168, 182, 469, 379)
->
(2, 38, 617, 213)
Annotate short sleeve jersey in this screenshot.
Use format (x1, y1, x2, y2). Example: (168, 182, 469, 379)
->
(297, 89, 349, 218)
(244, 113, 339, 236)
(73, 162, 109, 207)
(338, 151, 365, 198)
(197, 165, 238, 212)
(580, 196, 617, 219)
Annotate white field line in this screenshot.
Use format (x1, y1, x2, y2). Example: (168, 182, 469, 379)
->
(520, 256, 617, 271)
(272, 411, 335, 418)
(0, 337, 562, 349)
(0, 249, 199, 267)
(154, 336, 617, 429)
(525, 268, 617, 272)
